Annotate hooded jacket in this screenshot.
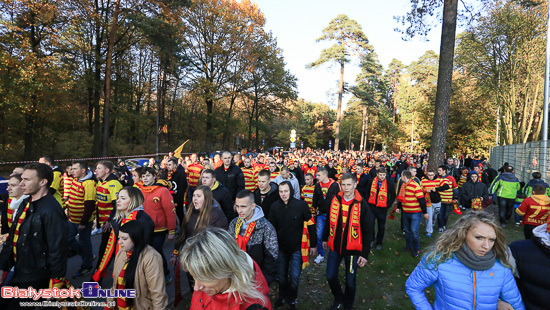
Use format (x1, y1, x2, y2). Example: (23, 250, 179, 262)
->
(460, 172, 489, 209)
(490, 172, 521, 199)
(523, 178, 550, 198)
(211, 181, 235, 221)
(269, 184, 316, 254)
(253, 182, 280, 219)
(229, 207, 278, 284)
(215, 163, 245, 200)
(509, 224, 550, 310)
(273, 173, 300, 200)
(516, 195, 550, 226)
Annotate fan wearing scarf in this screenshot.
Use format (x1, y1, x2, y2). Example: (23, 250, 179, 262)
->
(106, 220, 167, 310)
(0, 163, 68, 309)
(229, 190, 278, 285)
(367, 168, 396, 250)
(322, 172, 374, 310)
(406, 211, 525, 310)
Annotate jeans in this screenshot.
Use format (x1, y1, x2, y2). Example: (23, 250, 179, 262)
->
(316, 214, 326, 257)
(368, 205, 388, 245)
(151, 230, 169, 276)
(326, 250, 358, 310)
(498, 197, 515, 224)
(403, 212, 422, 251)
(438, 203, 451, 229)
(67, 221, 93, 269)
(277, 250, 302, 303)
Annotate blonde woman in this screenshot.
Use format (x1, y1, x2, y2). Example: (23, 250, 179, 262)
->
(181, 227, 271, 310)
(406, 211, 524, 310)
(92, 186, 154, 282)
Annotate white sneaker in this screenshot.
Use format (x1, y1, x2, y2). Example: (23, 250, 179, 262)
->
(314, 255, 325, 264)
(91, 228, 102, 235)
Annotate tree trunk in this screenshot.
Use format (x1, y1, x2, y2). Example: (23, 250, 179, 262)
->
(24, 21, 39, 160)
(102, 0, 121, 156)
(427, 0, 458, 171)
(360, 105, 366, 150)
(335, 60, 344, 151)
(92, 0, 103, 157)
(206, 97, 213, 152)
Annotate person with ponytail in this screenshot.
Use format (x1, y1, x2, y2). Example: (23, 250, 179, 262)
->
(107, 220, 167, 310)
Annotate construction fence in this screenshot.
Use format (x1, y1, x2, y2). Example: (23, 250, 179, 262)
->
(490, 141, 550, 183)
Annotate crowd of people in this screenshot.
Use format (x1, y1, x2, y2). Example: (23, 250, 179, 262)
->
(0, 149, 548, 310)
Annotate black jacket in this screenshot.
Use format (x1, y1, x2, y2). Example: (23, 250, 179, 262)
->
(215, 163, 245, 200)
(322, 190, 373, 258)
(460, 174, 489, 209)
(312, 180, 340, 215)
(111, 208, 155, 246)
(325, 165, 338, 181)
(0, 193, 9, 235)
(211, 181, 235, 222)
(269, 196, 316, 254)
(0, 194, 68, 282)
(509, 236, 550, 310)
(355, 173, 371, 199)
(253, 182, 280, 219)
(366, 177, 396, 208)
(167, 165, 188, 208)
(175, 205, 228, 251)
(289, 166, 305, 186)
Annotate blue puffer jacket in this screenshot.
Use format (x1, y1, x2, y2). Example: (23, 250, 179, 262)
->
(406, 253, 524, 310)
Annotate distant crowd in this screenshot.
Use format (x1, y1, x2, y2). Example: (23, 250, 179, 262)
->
(0, 149, 548, 310)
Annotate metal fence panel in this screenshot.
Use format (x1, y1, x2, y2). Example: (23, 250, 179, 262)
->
(490, 141, 547, 183)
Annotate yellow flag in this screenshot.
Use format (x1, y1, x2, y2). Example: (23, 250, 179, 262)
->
(173, 140, 190, 158)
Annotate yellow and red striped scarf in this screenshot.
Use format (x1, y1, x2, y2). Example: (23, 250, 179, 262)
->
(234, 219, 256, 252)
(301, 219, 315, 269)
(12, 201, 31, 262)
(93, 210, 138, 282)
(116, 251, 133, 310)
(368, 177, 387, 208)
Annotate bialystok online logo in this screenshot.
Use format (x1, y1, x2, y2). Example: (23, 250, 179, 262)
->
(1, 282, 136, 300)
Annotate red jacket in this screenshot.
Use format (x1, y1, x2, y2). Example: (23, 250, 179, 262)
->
(142, 185, 176, 234)
(190, 260, 272, 310)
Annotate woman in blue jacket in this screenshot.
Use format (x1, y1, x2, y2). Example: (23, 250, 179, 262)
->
(406, 211, 524, 310)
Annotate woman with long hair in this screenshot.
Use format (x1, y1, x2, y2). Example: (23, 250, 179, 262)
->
(107, 220, 167, 310)
(171, 185, 227, 292)
(175, 185, 228, 249)
(406, 211, 524, 309)
(93, 186, 154, 283)
(181, 227, 271, 310)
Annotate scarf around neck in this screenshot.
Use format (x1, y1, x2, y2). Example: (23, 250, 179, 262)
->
(455, 244, 496, 271)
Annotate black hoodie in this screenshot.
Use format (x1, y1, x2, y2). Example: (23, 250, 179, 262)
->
(254, 182, 280, 219)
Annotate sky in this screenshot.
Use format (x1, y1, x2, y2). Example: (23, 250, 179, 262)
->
(252, 0, 443, 108)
